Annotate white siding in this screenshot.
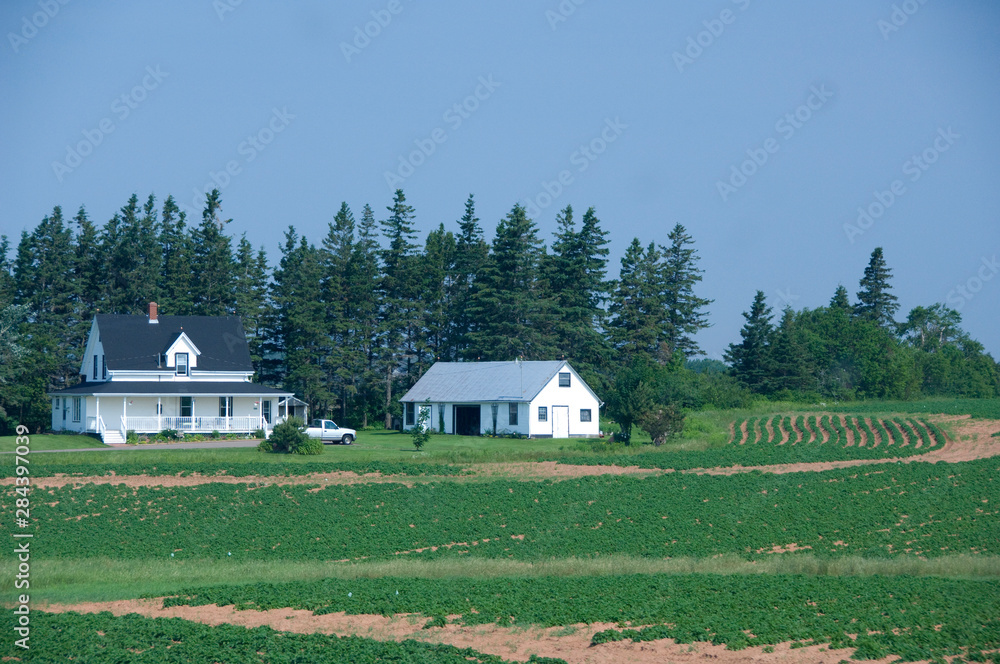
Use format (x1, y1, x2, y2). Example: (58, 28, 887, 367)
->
(528, 366, 601, 437)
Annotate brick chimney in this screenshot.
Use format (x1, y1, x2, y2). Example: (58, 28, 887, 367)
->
(149, 302, 159, 324)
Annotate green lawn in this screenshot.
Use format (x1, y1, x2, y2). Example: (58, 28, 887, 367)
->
(0, 433, 107, 453)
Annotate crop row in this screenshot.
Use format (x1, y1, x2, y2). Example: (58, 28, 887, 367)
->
(161, 574, 1000, 661)
(11, 611, 549, 664)
(0, 459, 470, 479)
(548, 417, 946, 470)
(6, 457, 997, 561)
(731, 415, 940, 449)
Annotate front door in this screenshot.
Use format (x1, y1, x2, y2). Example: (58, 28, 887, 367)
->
(552, 406, 569, 439)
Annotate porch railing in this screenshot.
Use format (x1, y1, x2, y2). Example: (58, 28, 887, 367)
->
(122, 416, 266, 433)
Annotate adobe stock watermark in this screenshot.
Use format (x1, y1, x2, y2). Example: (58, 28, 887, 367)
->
(672, 0, 751, 73)
(946, 254, 998, 312)
(7, 0, 70, 53)
(716, 84, 834, 202)
(213, 0, 245, 22)
(878, 0, 929, 40)
(843, 126, 959, 244)
(340, 0, 406, 63)
(522, 117, 627, 218)
(51, 65, 169, 183)
(184, 107, 295, 215)
(383, 75, 501, 189)
(546, 0, 587, 31)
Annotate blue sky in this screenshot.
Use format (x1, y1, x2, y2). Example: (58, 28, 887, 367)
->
(2, 1, 998, 360)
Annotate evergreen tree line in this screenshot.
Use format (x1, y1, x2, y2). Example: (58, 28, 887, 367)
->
(0, 190, 996, 436)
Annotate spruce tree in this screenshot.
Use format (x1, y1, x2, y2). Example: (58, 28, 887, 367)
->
(724, 290, 775, 392)
(269, 228, 329, 413)
(0, 236, 13, 306)
(541, 205, 611, 376)
(608, 239, 666, 365)
(767, 307, 817, 395)
(191, 189, 235, 316)
(101, 194, 162, 314)
(661, 223, 712, 358)
(158, 195, 195, 315)
(855, 247, 899, 328)
(467, 203, 551, 360)
(421, 223, 457, 365)
(233, 234, 269, 374)
(321, 203, 356, 420)
(829, 284, 850, 311)
(450, 194, 488, 360)
(349, 204, 383, 426)
(379, 189, 422, 398)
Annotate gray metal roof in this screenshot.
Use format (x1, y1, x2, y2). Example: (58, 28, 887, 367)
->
(400, 361, 570, 403)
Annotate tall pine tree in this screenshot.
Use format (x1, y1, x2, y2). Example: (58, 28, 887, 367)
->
(191, 189, 235, 316)
(724, 290, 774, 392)
(855, 247, 899, 328)
(660, 224, 712, 358)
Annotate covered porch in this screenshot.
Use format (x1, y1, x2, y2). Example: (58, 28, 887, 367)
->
(50, 382, 295, 445)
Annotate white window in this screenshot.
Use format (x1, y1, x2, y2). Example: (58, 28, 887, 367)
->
(176, 353, 189, 376)
(558, 372, 571, 387)
(538, 406, 547, 422)
(156, 402, 163, 415)
(72, 397, 81, 422)
(102, 355, 107, 380)
(219, 397, 233, 417)
(93, 355, 98, 380)
(262, 400, 271, 424)
(180, 396, 193, 417)
(580, 409, 592, 422)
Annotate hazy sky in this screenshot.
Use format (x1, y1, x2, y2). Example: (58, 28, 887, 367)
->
(2, 1, 998, 360)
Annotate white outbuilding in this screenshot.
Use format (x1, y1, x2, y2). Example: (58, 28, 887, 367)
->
(399, 360, 603, 438)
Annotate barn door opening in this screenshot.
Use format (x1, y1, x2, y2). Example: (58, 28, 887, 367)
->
(454, 405, 480, 436)
(552, 406, 569, 438)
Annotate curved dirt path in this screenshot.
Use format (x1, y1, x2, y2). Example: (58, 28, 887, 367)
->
(38, 599, 901, 664)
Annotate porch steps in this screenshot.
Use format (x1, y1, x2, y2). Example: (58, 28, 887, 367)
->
(102, 430, 126, 445)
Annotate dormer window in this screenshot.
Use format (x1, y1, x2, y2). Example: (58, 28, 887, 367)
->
(176, 353, 189, 376)
(93, 355, 98, 381)
(102, 356, 107, 380)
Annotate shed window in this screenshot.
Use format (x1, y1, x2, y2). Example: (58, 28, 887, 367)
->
(580, 409, 592, 422)
(508, 403, 518, 426)
(405, 402, 415, 426)
(538, 406, 547, 422)
(558, 372, 570, 387)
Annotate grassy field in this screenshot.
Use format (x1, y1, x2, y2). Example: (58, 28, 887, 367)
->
(0, 433, 107, 452)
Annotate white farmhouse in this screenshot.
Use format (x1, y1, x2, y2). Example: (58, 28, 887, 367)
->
(47, 303, 300, 444)
(399, 360, 603, 438)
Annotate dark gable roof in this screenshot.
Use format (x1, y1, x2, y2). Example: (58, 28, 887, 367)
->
(96, 314, 253, 372)
(50, 381, 292, 396)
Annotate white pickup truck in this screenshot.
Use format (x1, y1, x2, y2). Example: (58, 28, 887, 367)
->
(303, 419, 356, 445)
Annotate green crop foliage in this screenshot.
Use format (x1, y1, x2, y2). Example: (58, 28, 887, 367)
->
(157, 574, 1000, 662)
(7, 458, 998, 563)
(10, 611, 549, 663)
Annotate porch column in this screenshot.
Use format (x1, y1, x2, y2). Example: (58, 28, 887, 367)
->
(122, 396, 127, 435)
(157, 397, 162, 431)
(95, 397, 100, 430)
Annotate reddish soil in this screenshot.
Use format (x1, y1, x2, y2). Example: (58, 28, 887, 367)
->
(864, 417, 882, 447)
(39, 599, 910, 664)
(764, 418, 776, 444)
(739, 419, 749, 445)
(841, 417, 856, 447)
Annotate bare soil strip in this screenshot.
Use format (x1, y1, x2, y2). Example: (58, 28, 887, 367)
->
(39, 599, 907, 664)
(865, 417, 881, 447)
(764, 418, 776, 444)
(778, 419, 790, 445)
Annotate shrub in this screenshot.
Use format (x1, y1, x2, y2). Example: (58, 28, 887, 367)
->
(252, 428, 266, 440)
(637, 405, 685, 446)
(210, 429, 221, 440)
(263, 418, 322, 455)
(125, 430, 139, 445)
